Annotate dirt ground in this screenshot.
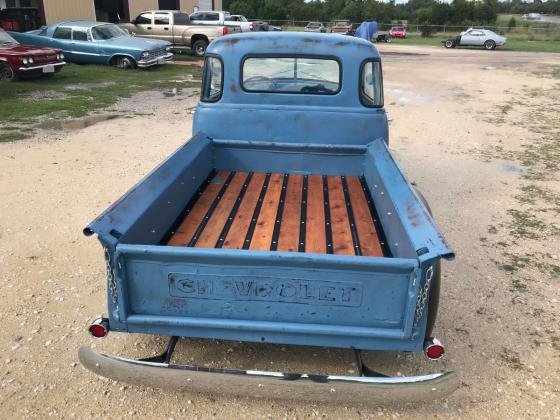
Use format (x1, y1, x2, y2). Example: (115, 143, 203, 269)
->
(1, 45, 559, 418)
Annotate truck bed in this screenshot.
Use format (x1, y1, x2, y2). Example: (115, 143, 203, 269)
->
(166, 171, 385, 257)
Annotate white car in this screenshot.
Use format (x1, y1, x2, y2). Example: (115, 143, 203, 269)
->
(443, 28, 506, 50)
(189, 10, 255, 32)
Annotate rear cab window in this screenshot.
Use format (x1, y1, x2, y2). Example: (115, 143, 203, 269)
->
(242, 56, 341, 95)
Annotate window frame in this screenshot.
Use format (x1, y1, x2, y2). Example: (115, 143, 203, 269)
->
(200, 54, 224, 103)
(359, 59, 384, 108)
(154, 12, 170, 25)
(72, 27, 90, 42)
(135, 12, 153, 25)
(240, 54, 343, 96)
(52, 26, 72, 40)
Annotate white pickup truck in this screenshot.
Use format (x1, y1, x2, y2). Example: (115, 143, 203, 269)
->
(189, 10, 256, 32)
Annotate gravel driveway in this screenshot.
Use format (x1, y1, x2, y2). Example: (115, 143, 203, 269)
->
(1, 45, 559, 418)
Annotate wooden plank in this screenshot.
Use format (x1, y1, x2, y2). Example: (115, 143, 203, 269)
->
(327, 176, 354, 255)
(249, 173, 284, 251)
(167, 170, 230, 246)
(222, 173, 266, 249)
(347, 177, 384, 257)
(277, 174, 303, 252)
(305, 175, 326, 254)
(195, 172, 248, 248)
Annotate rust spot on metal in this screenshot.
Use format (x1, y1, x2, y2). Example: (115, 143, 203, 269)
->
(407, 199, 423, 227)
(230, 84, 237, 93)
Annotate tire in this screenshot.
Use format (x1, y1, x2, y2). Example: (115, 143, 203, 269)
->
(192, 39, 208, 57)
(0, 62, 16, 81)
(484, 40, 496, 50)
(444, 39, 455, 49)
(113, 56, 136, 70)
(413, 187, 441, 338)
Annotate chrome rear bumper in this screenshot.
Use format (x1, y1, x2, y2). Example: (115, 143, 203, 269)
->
(79, 346, 458, 404)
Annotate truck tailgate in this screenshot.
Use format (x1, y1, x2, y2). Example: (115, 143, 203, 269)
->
(114, 245, 422, 351)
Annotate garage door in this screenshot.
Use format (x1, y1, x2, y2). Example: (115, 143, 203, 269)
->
(198, 0, 212, 11)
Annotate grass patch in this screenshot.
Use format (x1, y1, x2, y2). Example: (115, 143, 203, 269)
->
(0, 131, 32, 142)
(515, 185, 560, 210)
(0, 63, 201, 124)
(507, 208, 560, 239)
(389, 33, 560, 53)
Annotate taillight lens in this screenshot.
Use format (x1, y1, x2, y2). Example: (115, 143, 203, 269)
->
(424, 337, 445, 360)
(88, 317, 109, 338)
(223, 26, 228, 35)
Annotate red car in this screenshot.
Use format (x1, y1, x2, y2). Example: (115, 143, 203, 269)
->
(330, 20, 352, 35)
(389, 26, 407, 38)
(0, 28, 65, 81)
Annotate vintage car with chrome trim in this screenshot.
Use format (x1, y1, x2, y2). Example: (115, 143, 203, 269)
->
(0, 28, 65, 81)
(8, 21, 172, 69)
(80, 32, 458, 403)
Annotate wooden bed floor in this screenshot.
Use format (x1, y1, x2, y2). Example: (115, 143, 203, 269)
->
(167, 171, 385, 257)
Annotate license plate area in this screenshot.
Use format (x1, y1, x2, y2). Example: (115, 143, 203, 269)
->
(157, 57, 165, 64)
(42, 64, 55, 73)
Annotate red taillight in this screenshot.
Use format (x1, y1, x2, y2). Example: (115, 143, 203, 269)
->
(424, 337, 445, 360)
(223, 26, 228, 35)
(88, 318, 109, 338)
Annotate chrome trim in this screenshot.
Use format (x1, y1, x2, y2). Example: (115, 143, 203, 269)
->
(79, 346, 459, 404)
(137, 52, 173, 68)
(18, 62, 66, 71)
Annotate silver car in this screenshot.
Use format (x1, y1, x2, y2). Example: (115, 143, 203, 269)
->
(443, 28, 506, 50)
(304, 22, 326, 33)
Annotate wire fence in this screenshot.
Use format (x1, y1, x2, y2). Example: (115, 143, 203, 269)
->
(256, 19, 560, 37)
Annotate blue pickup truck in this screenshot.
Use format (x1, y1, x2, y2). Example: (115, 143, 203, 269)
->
(79, 32, 457, 403)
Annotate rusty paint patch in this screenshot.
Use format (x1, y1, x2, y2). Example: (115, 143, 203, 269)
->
(230, 84, 237, 93)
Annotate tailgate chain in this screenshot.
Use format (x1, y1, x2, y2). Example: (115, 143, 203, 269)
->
(104, 247, 118, 304)
(414, 265, 433, 327)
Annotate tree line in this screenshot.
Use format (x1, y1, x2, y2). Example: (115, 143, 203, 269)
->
(223, 0, 560, 26)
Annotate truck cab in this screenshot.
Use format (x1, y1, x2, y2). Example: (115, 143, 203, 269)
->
(80, 32, 457, 403)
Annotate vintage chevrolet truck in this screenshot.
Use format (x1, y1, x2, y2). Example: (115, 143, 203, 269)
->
(79, 32, 458, 404)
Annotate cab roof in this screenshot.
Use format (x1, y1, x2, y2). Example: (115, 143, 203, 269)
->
(207, 32, 380, 60)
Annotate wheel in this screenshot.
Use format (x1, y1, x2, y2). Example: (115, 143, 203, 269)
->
(484, 40, 496, 50)
(386, 36, 392, 43)
(0, 62, 16, 81)
(413, 187, 441, 338)
(444, 39, 455, 48)
(192, 39, 208, 57)
(114, 56, 136, 69)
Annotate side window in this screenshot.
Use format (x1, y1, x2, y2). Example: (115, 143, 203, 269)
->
(154, 13, 169, 25)
(360, 61, 383, 107)
(201, 56, 223, 102)
(52, 26, 72, 39)
(190, 12, 202, 21)
(135, 13, 152, 24)
(207, 13, 219, 21)
(173, 13, 189, 25)
(72, 28, 90, 41)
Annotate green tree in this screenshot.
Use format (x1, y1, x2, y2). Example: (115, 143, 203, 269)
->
(229, 0, 255, 18)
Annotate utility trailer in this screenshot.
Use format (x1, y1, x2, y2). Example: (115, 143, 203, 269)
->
(80, 32, 458, 404)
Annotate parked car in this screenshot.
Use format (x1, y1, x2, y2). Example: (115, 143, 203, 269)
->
(442, 28, 506, 50)
(121, 11, 239, 57)
(330, 19, 352, 35)
(0, 28, 64, 81)
(8, 21, 172, 68)
(0, 7, 42, 32)
(229, 14, 262, 32)
(304, 22, 326, 33)
(389, 26, 406, 38)
(190, 10, 253, 32)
